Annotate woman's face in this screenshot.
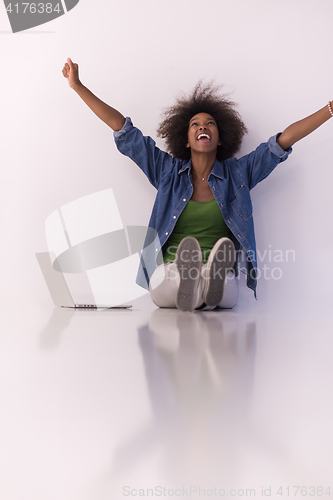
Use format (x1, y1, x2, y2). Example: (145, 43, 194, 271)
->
(187, 112, 220, 155)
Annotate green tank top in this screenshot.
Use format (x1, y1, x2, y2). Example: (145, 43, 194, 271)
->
(163, 198, 231, 264)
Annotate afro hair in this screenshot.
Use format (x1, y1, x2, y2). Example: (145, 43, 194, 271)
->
(157, 81, 247, 161)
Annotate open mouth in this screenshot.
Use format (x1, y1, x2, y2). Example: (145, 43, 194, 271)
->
(197, 133, 211, 142)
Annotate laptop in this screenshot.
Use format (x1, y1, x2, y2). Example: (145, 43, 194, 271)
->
(36, 252, 132, 309)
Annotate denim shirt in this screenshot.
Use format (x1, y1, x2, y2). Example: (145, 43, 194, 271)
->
(114, 117, 292, 296)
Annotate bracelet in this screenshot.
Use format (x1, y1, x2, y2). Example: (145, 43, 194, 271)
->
(328, 101, 333, 117)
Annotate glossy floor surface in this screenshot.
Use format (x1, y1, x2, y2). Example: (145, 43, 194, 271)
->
(1, 283, 333, 500)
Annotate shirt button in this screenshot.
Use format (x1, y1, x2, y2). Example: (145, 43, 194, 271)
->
(183, 198, 186, 202)
(213, 187, 215, 190)
(173, 215, 176, 219)
(165, 232, 168, 235)
(156, 248, 158, 252)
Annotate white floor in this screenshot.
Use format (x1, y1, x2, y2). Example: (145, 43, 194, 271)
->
(1, 282, 333, 500)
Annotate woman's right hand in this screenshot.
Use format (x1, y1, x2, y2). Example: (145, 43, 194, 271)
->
(62, 58, 80, 89)
(61, 58, 125, 130)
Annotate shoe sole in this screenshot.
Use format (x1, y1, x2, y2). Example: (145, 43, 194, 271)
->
(175, 237, 202, 312)
(203, 238, 236, 308)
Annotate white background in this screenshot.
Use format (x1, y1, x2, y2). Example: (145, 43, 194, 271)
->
(1, 0, 333, 304)
(1, 3, 333, 498)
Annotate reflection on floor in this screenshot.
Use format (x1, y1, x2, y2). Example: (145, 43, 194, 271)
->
(0, 290, 332, 499)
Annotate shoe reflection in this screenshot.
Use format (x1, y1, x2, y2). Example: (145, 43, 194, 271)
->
(112, 309, 256, 485)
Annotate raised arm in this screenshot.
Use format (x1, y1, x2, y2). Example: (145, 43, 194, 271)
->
(62, 58, 125, 131)
(277, 101, 333, 151)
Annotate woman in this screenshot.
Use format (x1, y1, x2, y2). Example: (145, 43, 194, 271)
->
(62, 58, 333, 312)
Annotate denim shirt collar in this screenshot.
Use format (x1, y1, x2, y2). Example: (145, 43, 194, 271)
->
(178, 159, 224, 180)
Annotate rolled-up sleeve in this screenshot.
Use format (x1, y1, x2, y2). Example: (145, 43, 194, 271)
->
(236, 133, 292, 190)
(113, 116, 134, 141)
(268, 133, 292, 160)
(114, 117, 176, 189)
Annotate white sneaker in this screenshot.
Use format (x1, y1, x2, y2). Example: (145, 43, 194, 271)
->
(202, 238, 236, 308)
(175, 237, 202, 312)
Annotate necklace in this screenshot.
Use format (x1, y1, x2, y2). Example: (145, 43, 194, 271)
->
(191, 169, 208, 181)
